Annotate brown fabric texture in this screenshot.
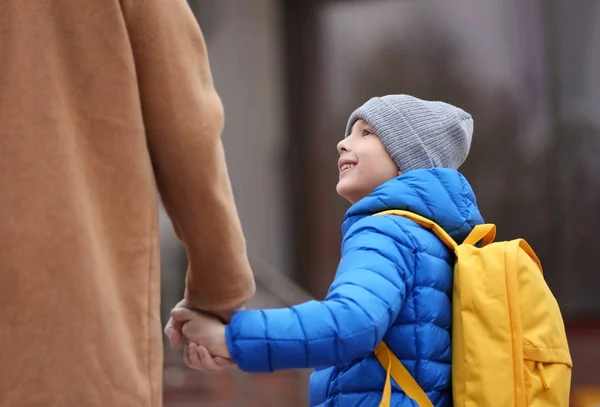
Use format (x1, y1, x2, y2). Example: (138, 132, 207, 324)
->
(0, 0, 256, 405)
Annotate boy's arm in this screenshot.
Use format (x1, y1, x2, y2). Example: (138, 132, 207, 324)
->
(121, 0, 255, 312)
(226, 216, 415, 372)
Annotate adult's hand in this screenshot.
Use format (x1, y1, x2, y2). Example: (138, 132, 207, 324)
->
(164, 298, 199, 349)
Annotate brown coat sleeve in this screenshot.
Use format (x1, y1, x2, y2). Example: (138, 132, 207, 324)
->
(121, 0, 255, 311)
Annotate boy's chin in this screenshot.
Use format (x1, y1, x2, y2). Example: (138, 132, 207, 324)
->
(336, 182, 361, 204)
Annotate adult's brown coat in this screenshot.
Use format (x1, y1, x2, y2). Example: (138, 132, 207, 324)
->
(0, 0, 256, 405)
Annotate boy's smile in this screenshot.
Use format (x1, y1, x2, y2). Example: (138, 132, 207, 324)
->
(336, 119, 400, 204)
(338, 158, 357, 176)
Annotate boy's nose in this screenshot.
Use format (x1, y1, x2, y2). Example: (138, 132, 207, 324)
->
(337, 138, 349, 154)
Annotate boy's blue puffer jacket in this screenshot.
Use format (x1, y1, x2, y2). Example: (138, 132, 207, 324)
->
(225, 168, 484, 406)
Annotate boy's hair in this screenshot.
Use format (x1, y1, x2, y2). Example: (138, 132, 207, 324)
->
(345, 95, 473, 171)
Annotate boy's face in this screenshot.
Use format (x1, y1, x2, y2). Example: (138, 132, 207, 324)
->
(336, 119, 400, 204)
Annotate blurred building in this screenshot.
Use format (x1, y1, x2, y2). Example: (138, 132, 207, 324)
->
(161, 1, 600, 406)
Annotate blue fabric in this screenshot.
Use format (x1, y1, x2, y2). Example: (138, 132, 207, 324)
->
(226, 168, 483, 406)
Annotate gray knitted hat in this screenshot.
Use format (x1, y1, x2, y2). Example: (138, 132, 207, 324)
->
(345, 95, 473, 171)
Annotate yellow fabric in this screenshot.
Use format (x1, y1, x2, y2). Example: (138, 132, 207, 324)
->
(374, 210, 572, 407)
(376, 342, 434, 407)
(462, 223, 496, 246)
(377, 343, 393, 407)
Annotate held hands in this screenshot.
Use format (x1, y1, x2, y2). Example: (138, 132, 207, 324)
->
(164, 299, 237, 350)
(169, 307, 235, 373)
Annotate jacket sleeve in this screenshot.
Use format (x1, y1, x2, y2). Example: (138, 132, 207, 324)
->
(226, 216, 416, 372)
(121, 0, 255, 311)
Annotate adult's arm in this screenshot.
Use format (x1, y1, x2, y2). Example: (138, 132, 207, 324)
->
(122, 0, 255, 312)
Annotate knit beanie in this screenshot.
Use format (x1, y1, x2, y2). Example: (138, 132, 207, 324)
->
(345, 95, 473, 171)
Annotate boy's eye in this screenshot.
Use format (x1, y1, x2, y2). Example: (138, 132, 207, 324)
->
(362, 129, 373, 137)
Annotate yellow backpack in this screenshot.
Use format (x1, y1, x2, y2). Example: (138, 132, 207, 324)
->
(374, 210, 572, 407)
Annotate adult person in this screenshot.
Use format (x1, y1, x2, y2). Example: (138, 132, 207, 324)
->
(0, 1, 255, 406)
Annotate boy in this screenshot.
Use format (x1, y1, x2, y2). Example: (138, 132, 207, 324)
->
(171, 95, 484, 406)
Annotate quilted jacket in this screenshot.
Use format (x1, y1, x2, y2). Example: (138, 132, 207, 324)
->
(226, 168, 484, 406)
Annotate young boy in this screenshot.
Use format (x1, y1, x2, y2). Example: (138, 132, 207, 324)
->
(171, 95, 484, 406)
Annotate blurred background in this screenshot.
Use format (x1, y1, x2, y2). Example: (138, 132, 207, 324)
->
(162, 1, 600, 406)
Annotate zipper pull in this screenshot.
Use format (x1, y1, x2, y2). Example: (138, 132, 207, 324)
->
(536, 362, 551, 390)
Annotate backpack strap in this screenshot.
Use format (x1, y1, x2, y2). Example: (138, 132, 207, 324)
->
(375, 210, 458, 250)
(376, 210, 497, 250)
(463, 223, 496, 247)
(375, 342, 434, 407)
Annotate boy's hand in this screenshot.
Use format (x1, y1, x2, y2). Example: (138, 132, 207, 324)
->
(165, 299, 245, 350)
(170, 307, 233, 371)
(184, 342, 236, 373)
